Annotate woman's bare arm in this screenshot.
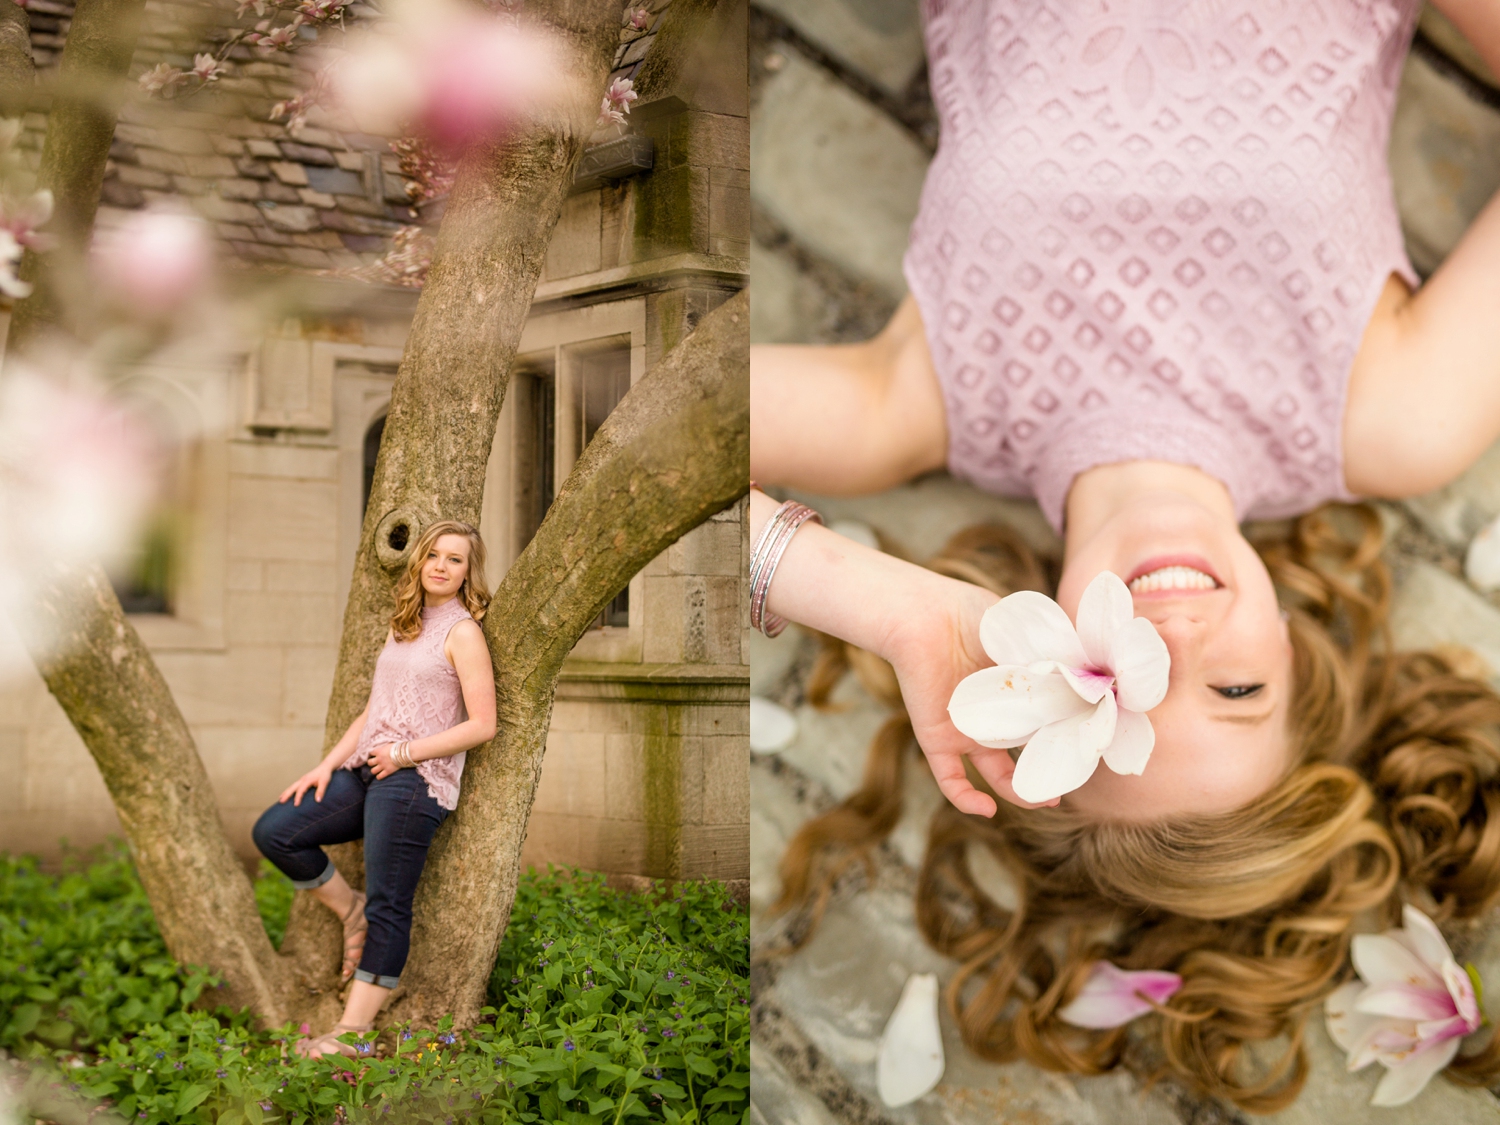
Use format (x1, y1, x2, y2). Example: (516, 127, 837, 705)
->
(750, 295, 949, 494)
(1344, 1, 1500, 497)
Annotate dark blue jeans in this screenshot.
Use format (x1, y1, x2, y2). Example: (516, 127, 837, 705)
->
(251, 765, 448, 988)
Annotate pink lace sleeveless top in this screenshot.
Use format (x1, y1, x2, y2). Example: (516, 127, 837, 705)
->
(904, 0, 1422, 532)
(342, 596, 473, 810)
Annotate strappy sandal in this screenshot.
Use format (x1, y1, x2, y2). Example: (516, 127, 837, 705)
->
(294, 1021, 374, 1060)
(339, 892, 368, 982)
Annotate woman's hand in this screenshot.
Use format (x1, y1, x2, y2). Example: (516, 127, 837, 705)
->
(280, 762, 335, 806)
(877, 579, 1059, 818)
(369, 743, 403, 780)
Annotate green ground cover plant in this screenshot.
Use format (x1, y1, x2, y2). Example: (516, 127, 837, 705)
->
(0, 848, 749, 1124)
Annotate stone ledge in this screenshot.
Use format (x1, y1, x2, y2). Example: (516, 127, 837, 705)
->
(530, 251, 748, 305)
(556, 660, 749, 703)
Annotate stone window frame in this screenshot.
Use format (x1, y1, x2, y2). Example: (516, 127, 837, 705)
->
(482, 296, 649, 663)
(120, 361, 233, 651)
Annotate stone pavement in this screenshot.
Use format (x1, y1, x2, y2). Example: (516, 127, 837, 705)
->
(749, 2, 1500, 1122)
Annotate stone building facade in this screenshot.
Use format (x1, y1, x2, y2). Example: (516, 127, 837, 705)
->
(0, 0, 750, 883)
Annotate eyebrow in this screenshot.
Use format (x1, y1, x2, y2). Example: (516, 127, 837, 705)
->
(1212, 708, 1276, 726)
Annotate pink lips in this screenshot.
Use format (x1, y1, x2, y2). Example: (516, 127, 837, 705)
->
(1124, 554, 1223, 594)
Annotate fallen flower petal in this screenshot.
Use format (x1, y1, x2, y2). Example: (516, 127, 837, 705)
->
(1058, 961, 1182, 1029)
(877, 972, 943, 1107)
(748, 696, 796, 753)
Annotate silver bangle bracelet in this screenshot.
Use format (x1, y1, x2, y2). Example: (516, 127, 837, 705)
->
(749, 499, 821, 638)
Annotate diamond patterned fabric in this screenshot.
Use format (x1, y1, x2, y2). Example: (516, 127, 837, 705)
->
(904, 0, 1422, 531)
(342, 596, 472, 810)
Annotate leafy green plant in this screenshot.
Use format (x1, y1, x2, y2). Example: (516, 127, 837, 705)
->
(1, 848, 748, 1124)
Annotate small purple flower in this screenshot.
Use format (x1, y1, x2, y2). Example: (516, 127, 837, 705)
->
(357, 1041, 372, 1055)
(583, 969, 592, 976)
(542, 940, 553, 949)
(563, 1039, 574, 1051)
(216, 1037, 226, 1045)
(259, 1103, 272, 1113)
(217, 1069, 227, 1078)
(389, 1068, 397, 1075)
(174, 1062, 184, 1070)
(439, 1032, 457, 1045)
(661, 1029, 676, 1039)
(154, 1052, 164, 1060)
(665, 971, 674, 980)
(511, 977, 519, 984)
(401, 1030, 413, 1041)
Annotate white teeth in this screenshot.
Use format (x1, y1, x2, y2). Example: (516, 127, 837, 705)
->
(1128, 566, 1217, 593)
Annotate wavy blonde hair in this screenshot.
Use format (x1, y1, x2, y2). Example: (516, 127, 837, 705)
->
(390, 520, 490, 642)
(772, 507, 1500, 1112)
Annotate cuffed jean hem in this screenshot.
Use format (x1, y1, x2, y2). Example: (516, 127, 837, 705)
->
(353, 968, 400, 989)
(291, 858, 337, 891)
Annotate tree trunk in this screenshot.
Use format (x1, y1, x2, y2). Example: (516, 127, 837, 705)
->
(16, 565, 298, 1020)
(0, 0, 297, 1018)
(278, 0, 626, 986)
(8, 0, 144, 348)
(396, 288, 749, 1028)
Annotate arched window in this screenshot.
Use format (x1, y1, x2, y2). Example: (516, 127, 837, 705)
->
(362, 413, 386, 517)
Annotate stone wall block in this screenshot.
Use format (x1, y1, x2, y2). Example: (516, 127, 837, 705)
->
(265, 561, 337, 594)
(282, 647, 337, 728)
(631, 162, 709, 259)
(226, 593, 340, 645)
(603, 731, 647, 818)
(227, 476, 338, 562)
(679, 824, 748, 880)
(543, 190, 603, 280)
(152, 647, 286, 727)
(702, 736, 750, 825)
(678, 734, 706, 824)
(708, 166, 749, 259)
(197, 726, 325, 812)
(0, 729, 24, 811)
(227, 560, 264, 591)
(677, 516, 743, 576)
(666, 111, 750, 171)
(641, 574, 686, 663)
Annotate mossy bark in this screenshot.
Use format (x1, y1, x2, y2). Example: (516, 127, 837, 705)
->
(395, 288, 749, 1028)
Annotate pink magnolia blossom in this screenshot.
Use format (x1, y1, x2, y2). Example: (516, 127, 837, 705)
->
(624, 7, 651, 30)
(1058, 961, 1183, 1029)
(236, 0, 268, 16)
(0, 366, 155, 570)
(947, 571, 1170, 803)
(191, 53, 223, 83)
(91, 207, 213, 316)
(138, 62, 186, 97)
(327, 0, 569, 151)
(598, 77, 637, 127)
(1326, 905, 1485, 1107)
(248, 18, 303, 50)
(0, 188, 54, 253)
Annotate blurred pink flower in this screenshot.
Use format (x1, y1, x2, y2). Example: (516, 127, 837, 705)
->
(191, 53, 223, 83)
(1326, 905, 1485, 1106)
(0, 189, 54, 253)
(598, 77, 637, 127)
(327, 0, 570, 151)
(0, 367, 156, 569)
(138, 62, 185, 97)
(624, 7, 651, 30)
(235, 0, 268, 15)
(248, 18, 303, 50)
(1058, 961, 1183, 1029)
(92, 207, 213, 316)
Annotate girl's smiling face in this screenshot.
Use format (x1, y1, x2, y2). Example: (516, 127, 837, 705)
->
(1054, 486, 1295, 820)
(420, 533, 472, 604)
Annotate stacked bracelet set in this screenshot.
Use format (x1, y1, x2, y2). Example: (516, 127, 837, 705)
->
(749, 489, 822, 638)
(391, 741, 416, 769)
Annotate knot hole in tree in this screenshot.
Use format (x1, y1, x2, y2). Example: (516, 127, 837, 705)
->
(374, 507, 425, 572)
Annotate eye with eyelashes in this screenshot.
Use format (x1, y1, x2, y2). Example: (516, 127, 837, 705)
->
(1214, 684, 1264, 699)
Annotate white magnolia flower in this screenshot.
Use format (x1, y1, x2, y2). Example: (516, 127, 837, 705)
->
(1325, 905, 1485, 1107)
(947, 571, 1170, 803)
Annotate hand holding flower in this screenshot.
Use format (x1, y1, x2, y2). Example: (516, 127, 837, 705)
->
(947, 571, 1170, 804)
